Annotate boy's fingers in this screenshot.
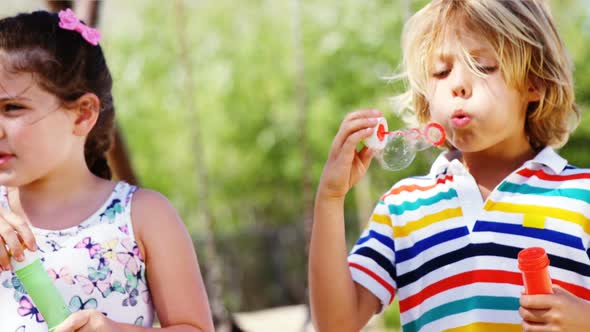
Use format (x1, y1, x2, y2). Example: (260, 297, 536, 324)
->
(340, 127, 374, 159)
(551, 284, 569, 295)
(344, 109, 381, 122)
(357, 146, 375, 170)
(332, 117, 379, 153)
(521, 320, 546, 332)
(519, 294, 553, 309)
(519, 307, 549, 323)
(331, 109, 381, 150)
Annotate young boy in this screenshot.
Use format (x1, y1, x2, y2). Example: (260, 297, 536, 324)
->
(309, 1, 588, 331)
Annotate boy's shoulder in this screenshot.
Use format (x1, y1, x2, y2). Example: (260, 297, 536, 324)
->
(516, 155, 590, 183)
(544, 163, 590, 174)
(556, 163, 590, 174)
(533, 164, 590, 188)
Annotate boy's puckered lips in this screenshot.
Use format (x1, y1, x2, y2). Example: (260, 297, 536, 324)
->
(451, 109, 472, 128)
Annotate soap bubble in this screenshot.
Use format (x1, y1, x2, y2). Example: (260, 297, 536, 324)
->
(365, 120, 447, 171)
(375, 133, 416, 171)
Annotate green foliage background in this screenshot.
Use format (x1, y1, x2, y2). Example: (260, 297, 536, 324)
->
(2, 0, 590, 328)
(101, 0, 590, 315)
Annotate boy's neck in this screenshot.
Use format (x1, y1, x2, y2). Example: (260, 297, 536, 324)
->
(460, 143, 536, 195)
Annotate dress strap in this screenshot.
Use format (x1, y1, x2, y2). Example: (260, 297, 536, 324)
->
(105, 181, 139, 240)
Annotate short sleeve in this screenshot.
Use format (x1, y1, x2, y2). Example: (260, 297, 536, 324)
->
(347, 197, 397, 313)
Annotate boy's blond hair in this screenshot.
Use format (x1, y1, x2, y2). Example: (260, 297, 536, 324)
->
(394, 0, 579, 149)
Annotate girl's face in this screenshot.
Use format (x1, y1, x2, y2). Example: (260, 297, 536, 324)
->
(427, 30, 538, 155)
(0, 69, 79, 187)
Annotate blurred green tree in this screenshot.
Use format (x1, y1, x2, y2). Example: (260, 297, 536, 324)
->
(99, 0, 590, 319)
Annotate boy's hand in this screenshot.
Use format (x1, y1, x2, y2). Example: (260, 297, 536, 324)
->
(317, 109, 382, 200)
(0, 202, 37, 271)
(520, 285, 590, 331)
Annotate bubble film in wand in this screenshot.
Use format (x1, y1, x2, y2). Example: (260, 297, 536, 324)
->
(363, 117, 446, 171)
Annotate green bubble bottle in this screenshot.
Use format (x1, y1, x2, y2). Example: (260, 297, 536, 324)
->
(12, 249, 71, 331)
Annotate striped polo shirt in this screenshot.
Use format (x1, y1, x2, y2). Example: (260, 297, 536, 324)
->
(348, 146, 590, 332)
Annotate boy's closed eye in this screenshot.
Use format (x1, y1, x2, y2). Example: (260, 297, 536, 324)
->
(431, 64, 498, 79)
(432, 69, 451, 79)
(476, 65, 498, 74)
(473, 57, 498, 74)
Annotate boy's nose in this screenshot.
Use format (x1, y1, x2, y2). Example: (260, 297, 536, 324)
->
(450, 66, 472, 99)
(452, 86, 469, 98)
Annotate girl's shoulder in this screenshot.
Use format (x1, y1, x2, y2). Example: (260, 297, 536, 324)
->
(127, 186, 187, 259)
(129, 187, 179, 220)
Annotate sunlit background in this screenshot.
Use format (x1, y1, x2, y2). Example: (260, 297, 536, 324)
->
(2, 1, 590, 331)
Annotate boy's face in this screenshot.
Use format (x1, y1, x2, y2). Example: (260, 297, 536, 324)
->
(427, 30, 537, 155)
(0, 68, 78, 186)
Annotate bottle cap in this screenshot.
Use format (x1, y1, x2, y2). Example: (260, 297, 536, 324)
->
(518, 247, 549, 272)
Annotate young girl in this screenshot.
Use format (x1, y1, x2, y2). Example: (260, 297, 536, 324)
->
(310, 1, 590, 331)
(0, 10, 214, 332)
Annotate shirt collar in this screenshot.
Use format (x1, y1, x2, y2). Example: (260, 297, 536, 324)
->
(522, 146, 568, 174)
(428, 149, 463, 177)
(428, 146, 567, 177)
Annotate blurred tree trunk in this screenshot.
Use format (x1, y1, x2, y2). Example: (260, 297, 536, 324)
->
(46, 1, 72, 12)
(173, 1, 239, 331)
(46, 0, 139, 185)
(292, 0, 315, 331)
(355, 175, 373, 231)
(293, 0, 313, 260)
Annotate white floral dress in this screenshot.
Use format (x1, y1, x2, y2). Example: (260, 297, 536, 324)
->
(0, 182, 154, 331)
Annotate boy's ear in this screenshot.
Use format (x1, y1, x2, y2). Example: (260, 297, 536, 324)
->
(72, 93, 100, 136)
(526, 78, 544, 103)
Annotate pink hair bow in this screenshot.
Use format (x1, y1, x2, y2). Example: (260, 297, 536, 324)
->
(58, 8, 101, 46)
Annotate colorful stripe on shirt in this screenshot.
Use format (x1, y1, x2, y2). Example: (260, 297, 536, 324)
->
(348, 163, 590, 331)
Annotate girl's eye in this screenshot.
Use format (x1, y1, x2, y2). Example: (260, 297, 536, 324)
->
(432, 69, 450, 79)
(3, 104, 25, 112)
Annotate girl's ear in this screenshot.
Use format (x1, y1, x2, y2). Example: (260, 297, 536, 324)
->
(72, 93, 100, 136)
